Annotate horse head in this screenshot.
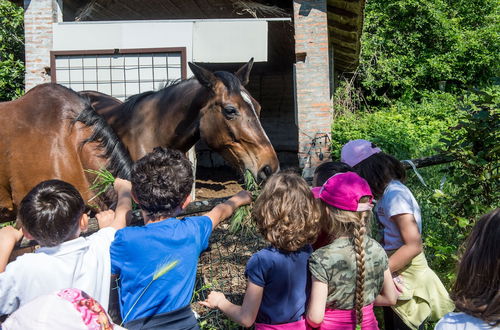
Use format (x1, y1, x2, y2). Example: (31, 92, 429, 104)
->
(189, 59, 279, 182)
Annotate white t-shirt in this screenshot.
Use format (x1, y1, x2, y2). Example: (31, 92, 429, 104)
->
(435, 312, 499, 329)
(375, 180, 422, 250)
(0, 227, 116, 315)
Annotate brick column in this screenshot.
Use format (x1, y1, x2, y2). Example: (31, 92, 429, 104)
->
(24, 0, 62, 91)
(293, 0, 332, 172)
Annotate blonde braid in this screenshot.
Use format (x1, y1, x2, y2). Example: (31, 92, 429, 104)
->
(353, 223, 366, 327)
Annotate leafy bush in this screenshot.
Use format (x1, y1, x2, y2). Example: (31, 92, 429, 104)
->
(331, 91, 459, 159)
(0, 1, 24, 101)
(359, 0, 500, 103)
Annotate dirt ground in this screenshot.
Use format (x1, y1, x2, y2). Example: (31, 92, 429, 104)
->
(193, 166, 265, 329)
(195, 166, 244, 200)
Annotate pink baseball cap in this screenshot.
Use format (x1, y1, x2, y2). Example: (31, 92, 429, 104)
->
(311, 172, 373, 211)
(341, 139, 382, 167)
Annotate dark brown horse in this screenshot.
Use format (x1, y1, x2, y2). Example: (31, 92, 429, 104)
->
(0, 84, 132, 222)
(81, 59, 279, 181)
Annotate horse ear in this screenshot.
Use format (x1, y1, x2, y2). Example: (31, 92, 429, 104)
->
(235, 58, 254, 86)
(189, 62, 218, 90)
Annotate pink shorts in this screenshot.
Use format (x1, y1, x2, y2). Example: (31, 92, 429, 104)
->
(319, 303, 379, 330)
(255, 317, 311, 330)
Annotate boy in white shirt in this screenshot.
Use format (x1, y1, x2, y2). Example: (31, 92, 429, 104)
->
(0, 178, 131, 315)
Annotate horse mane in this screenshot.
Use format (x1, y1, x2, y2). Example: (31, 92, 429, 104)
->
(74, 95, 133, 180)
(214, 71, 242, 94)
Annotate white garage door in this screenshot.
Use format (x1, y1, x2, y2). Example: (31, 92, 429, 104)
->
(51, 48, 186, 100)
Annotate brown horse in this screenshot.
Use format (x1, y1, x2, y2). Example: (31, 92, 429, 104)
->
(0, 84, 132, 222)
(81, 59, 279, 181)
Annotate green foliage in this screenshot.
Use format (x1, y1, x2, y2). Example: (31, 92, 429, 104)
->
(85, 168, 115, 203)
(359, 0, 499, 103)
(0, 1, 24, 101)
(331, 91, 459, 159)
(229, 170, 260, 234)
(440, 86, 499, 217)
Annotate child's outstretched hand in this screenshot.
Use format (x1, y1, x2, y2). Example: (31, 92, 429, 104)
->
(114, 178, 132, 194)
(199, 291, 226, 309)
(231, 190, 253, 207)
(96, 210, 116, 229)
(0, 226, 24, 272)
(0, 226, 23, 247)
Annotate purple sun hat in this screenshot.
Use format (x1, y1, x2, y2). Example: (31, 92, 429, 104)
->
(311, 172, 373, 211)
(341, 139, 382, 167)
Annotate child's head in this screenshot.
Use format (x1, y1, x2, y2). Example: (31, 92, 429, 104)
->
(312, 161, 352, 187)
(452, 208, 500, 326)
(341, 139, 405, 198)
(312, 172, 373, 325)
(131, 147, 193, 220)
(312, 172, 373, 239)
(19, 180, 86, 247)
(251, 171, 320, 252)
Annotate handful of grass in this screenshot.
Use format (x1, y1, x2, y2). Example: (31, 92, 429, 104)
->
(229, 170, 260, 234)
(85, 168, 115, 203)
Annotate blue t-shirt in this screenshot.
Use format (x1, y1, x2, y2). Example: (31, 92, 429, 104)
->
(110, 216, 212, 323)
(245, 245, 312, 325)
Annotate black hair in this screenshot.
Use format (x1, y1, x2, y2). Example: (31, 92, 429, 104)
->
(18, 180, 85, 247)
(214, 71, 242, 94)
(132, 147, 193, 220)
(353, 152, 406, 199)
(313, 161, 352, 187)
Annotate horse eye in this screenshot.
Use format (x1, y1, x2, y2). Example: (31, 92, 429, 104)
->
(222, 106, 239, 118)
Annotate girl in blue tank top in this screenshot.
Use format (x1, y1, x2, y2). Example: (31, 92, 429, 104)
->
(199, 171, 321, 329)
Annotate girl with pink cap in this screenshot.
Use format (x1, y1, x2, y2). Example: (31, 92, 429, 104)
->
(306, 172, 399, 330)
(341, 140, 454, 330)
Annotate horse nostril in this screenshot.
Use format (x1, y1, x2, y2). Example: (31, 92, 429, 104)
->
(257, 165, 274, 182)
(263, 165, 273, 177)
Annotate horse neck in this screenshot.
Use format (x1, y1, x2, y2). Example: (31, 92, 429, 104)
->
(153, 80, 210, 150)
(116, 79, 211, 158)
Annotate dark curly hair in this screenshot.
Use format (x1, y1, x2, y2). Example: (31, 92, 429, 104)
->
(451, 208, 500, 326)
(313, 161, 352, 187)
(353, 152, 406, 199)
(18, 180, 85, 247)
(251, 171, 321, 252)
(132, 147, 193, 220)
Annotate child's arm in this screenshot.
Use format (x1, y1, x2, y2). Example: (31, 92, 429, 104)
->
(306, 276, 328, 328)
(204, 190, 252, 229)
(374, 268, 399, 306)
(199, 281, 263, 328)
(111, 178, 132, 230)
(0, 226, 23, 272)
(96, 179, 132, 230)
(389, 213, 423, 272)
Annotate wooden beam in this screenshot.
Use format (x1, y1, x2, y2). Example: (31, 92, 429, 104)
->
(327, 5, 358, 19)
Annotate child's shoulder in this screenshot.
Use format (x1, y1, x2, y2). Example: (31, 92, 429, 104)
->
(311, 238, 352, 261)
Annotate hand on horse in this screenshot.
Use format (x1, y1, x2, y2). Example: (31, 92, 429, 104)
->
(95, 210, 116, 229)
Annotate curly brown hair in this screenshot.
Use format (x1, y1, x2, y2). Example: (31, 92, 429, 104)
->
(251, 171, 321, 252)
(451, 208, 500, 326)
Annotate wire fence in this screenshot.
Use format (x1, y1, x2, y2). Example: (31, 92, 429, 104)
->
(192, 223, 267, 329)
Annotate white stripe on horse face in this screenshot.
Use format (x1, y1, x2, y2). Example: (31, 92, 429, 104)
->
(240, 90, 272, 145)
(240, 91, 257, 116)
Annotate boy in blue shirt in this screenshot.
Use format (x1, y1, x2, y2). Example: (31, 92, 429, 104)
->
(110, 147, 251, 329)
